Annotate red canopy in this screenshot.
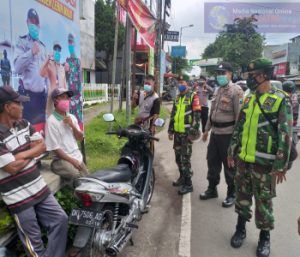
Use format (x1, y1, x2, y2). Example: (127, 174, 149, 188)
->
(164, 73, 177, 78)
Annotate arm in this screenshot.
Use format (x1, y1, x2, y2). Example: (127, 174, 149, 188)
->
(53, 148, 81, 170)
(14, 38, 34, 74)
(15, 140, 46, 160)
(131, 91, 139, 109)
(168, 100, 176, 135)
(63, 116, 83, 141)
(272, 97, 293, 173)
(192, 94, 201, 130)
(40, 55, 51, 77)
(3, 159, 31, 175)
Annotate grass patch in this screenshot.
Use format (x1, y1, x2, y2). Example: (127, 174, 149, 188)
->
(85, 105, 169, 172)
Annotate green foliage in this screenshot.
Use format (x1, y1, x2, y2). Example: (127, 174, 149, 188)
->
(0, 203, 14, 236)
(202, 15, 265, 74)
(172, 57, 192, 75)
(95, 0, 125, 65)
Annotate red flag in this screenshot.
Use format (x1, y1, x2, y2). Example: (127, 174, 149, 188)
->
(127, 0, 157, 49)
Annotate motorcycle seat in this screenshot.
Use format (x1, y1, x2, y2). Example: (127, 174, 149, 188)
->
(89, 164, 132, 183)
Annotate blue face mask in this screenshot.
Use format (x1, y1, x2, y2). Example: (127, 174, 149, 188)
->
(144, 84, 152, 92)
(68, 44, 75, 55)
(28, 23, 39, 40)
(54, 51, 61, 63)
(178, 85, 187, 92)
(216, 75, 229, 87)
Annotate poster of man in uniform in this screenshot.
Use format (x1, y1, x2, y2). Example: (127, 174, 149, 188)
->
(0, 0, 82, 132)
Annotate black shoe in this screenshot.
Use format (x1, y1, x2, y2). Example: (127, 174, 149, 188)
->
(199, 188, 218, 200)
(178, 184, 193, 195)
(256, 231, 270, 257)
(230, 229, 246, 248)
(222, 195, 235, 208)
(172, 176, 184, 187)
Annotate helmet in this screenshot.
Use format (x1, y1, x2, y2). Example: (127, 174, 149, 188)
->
(188, 128, 201, 141)
(282, 80, 295, 93)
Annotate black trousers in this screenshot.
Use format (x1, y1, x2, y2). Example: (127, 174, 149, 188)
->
(201, 106, 209, 133)
(206, 133, 235, 193)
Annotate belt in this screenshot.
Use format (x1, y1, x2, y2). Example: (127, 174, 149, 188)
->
(212, 120, 235, 128)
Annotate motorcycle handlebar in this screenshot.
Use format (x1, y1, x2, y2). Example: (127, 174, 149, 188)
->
(106, 129, 159, 141)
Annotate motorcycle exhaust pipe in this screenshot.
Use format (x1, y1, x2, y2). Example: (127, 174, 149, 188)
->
(106, 229, 133, 256)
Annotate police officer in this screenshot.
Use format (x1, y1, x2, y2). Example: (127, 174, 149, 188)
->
(0, 49, 11, 86)
(227, 58, 292, 257)
(200, 62, 243, 207)
(14, 8, 47, 126)
(168, 81, 201, 195)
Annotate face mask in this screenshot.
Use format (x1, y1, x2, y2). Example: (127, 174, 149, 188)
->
(28, 23, 39, 40)
(246, 75, 258, 91)
(56, 99, 70, 113)
(178, 85, 186, 92)
(54, 51, 61, 63)
(68, 44, 75, 55)
(144, 84, 152, 92)
(216, 75, 229, 87)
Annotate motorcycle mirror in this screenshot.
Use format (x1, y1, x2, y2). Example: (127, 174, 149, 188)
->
(103, 113, 115, 122)
(154, 118, 165, 127)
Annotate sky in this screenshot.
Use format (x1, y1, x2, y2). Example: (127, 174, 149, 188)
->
(165, 0, 300, 60)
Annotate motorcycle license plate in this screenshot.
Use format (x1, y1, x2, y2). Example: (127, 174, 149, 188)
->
(69, 208, 103, 227)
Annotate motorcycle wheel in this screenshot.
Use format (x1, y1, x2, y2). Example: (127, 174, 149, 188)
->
(145, 168, 155, 205)
(81, 207, 114, 257)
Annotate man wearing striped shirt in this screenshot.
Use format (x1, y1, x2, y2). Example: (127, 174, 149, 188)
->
(0, 86, 68, 257)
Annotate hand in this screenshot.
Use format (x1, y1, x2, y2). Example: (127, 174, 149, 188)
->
(272, 171, 287, 184)
(150, 126, 156, 134)
(202, 131, 209, 142)
(64, 62, 70, 72)
(227, 156, 235, 168)
(298, 217, 300, 235)
(31, 41, 40, 55)
(134, 117, 143, 125)
(63, 116, 74, 128)
(71, 158, 82, 170)
(168, 133, 173, 141)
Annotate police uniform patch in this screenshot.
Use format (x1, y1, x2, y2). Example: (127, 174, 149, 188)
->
(262, 96, 276, 111)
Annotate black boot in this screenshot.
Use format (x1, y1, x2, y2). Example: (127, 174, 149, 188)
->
(256, 230, 270, 257)
(230, 215, 247, 248)
(199, 186, 218, 200)
(222, 187, 236, 208)
(172, 175, 185, 187)
(178, 177, 193, 195)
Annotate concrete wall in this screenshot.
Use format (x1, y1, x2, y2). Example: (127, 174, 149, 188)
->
(80, 0, 95, 83)
(288, 42, 300, 75)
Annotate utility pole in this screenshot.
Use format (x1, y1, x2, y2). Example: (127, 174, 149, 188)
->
(110, 3, 119, 113)
(156, 0, 162, 95)
(125, 15, 132, 124)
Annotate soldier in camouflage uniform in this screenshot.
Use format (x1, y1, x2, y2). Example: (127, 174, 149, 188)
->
(227, 58, 293, 257)
(168, 81, 201, 195)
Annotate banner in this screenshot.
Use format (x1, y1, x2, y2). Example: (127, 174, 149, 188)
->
(127, 0, 157, 49)
(0, 0, 81, 132)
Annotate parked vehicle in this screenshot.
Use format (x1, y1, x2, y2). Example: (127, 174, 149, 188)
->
(69, 114, 164, 257)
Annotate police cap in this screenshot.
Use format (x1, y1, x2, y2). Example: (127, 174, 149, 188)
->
(215, 61, 233, 72)
(53, 41, 62, 50)
(27, 8, 39, 25)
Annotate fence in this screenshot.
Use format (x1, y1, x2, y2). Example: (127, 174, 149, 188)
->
(83, 83, 120, 104)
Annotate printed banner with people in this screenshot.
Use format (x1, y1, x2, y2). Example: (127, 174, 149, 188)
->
(0, 0, 82, 132)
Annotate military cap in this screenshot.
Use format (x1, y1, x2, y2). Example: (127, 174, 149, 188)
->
(247, 58, 273, 72)
(215, 61, 233, 72)
(27, 8, 39, 24)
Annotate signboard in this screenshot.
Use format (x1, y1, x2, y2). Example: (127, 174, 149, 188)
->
(204, 2, 300, 33)
(171, 46, 186, 58)
(164, 31, 179, 42)
(0, 0, 81, 132)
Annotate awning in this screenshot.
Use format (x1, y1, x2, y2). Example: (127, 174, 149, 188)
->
(164, 73, 177, 78)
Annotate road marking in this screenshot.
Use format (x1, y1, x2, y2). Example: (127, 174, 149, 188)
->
(179, 193, 191, 257)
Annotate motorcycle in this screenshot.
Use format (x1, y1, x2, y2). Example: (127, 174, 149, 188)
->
(69, 114, 164, 257)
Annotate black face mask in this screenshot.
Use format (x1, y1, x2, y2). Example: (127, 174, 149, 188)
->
(246, 75, 258, 91)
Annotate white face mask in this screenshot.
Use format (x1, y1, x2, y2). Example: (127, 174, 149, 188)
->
(144, 84, 152, 92)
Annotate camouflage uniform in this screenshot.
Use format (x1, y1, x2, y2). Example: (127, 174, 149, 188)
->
(228, 87, 293, 230)
(168, 91, 201, 192)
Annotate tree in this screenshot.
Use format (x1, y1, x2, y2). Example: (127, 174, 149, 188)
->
(202, 15, 264, 73)
(172, 57, 192, 76)
(95, 0, 125, 67)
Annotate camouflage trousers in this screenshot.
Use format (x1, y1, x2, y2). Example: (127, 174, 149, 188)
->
(235, 159, 277, 230)
(173, 132, 193, 178)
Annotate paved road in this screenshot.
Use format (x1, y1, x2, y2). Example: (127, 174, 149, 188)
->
(191, 139, 300, 257)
